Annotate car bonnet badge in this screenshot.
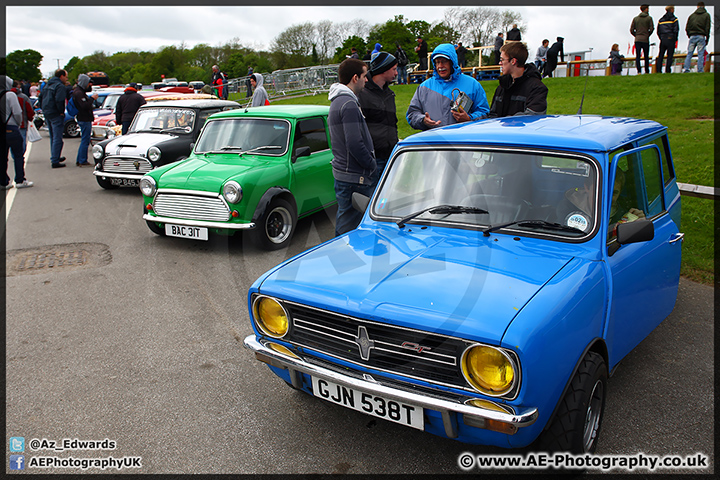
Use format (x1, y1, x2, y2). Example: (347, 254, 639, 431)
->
(354, 326, 375, 361)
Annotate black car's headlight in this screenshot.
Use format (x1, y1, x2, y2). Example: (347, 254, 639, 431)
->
(92, 144, 104, 160)
(140, 176, 157, 197)
(461, 344, 518, 397)
(252, 296, 289, 338)
(222, 181, 243, 204)
(147, 146, 161, 162)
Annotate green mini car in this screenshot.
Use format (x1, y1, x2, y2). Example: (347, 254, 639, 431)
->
(140, 105, 335, 250)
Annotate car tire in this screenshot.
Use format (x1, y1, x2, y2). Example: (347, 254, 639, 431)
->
(536, 352, 607, 454)
(252, 197, 296, 250)
(96, 174, 118, 190)
(144, 207, 165, 236)
(64, 120, 80, 137)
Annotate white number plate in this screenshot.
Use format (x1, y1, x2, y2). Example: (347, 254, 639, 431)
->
(311, 376, 424, 430)
(165, 224, 209, 241)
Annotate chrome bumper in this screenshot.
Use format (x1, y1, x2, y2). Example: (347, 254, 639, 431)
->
(142, 214, 255, 230)
(244, 335, 538, 438)
(92, 170, 144, 180)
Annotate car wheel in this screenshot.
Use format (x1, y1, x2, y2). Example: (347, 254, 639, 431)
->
(144, 207, 165, 236)
(252, 197, 296, 250)
(537, 352, 607, 454)
(64, 120, 80, 137)
(96, 175, 118, 190)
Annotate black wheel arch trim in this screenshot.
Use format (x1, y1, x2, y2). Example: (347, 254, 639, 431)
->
(541, 339, 608, 432)
(252, 187, 297, 224)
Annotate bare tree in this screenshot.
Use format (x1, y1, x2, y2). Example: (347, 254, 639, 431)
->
(465, 7, 502, 48)
(271, 22, 315, 57)
(499, 10, 524, 39)
(337, 19, 371, 41)
(315, 20, 341, 64)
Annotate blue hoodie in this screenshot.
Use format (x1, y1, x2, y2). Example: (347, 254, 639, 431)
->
(406, 43, 489, 130)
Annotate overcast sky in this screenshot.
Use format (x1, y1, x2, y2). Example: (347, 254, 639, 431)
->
(6, 5, 714, 78)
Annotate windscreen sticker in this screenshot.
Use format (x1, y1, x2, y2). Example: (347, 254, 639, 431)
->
(565, 212, 590, 232)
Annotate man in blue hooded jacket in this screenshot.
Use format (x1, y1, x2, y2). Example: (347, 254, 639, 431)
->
(406, 44, 489, 131)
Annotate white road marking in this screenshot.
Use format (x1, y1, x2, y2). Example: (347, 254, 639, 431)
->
(5, 140, 32, 221)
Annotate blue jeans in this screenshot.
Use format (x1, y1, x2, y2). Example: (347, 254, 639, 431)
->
(334, 179, 374, 236)
(4, 126, 26, 185)
(47, 115, 65, 164)
(397, 65, 408, 85)
(77, 121, 92, 164)
(684, 35, 707, 72)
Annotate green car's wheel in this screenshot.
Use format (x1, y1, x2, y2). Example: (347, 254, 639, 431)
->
(253, 197, 296, 250)
(537, 351, 607, 454)
(144, 207, 165, 236)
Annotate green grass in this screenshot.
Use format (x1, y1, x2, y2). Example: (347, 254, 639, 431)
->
(274, 73, 715, 284)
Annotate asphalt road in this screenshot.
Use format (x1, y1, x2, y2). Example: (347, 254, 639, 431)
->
(4, 131, 714, 474)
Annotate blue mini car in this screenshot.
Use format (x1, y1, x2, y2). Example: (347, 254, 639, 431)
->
(244, 115, 683, 452)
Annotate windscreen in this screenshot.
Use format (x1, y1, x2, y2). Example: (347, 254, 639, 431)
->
(130, 108, 196, 134)
(194, 118, 289, 156)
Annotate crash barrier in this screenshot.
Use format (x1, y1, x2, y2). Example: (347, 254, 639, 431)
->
(226, 65, 341, 104)
(678, 183, 719, 200)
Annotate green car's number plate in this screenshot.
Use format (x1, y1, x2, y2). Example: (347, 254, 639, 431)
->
(165, 224, 209, 241)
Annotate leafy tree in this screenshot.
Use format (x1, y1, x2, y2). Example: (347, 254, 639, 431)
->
(6, 49, 43, 82)
(333, 35, 367, 64)
(367, 15, 415, 56)
(405, 20, 431, 40)
(427, 22, 460, 46)
(271, 22, 315, 68)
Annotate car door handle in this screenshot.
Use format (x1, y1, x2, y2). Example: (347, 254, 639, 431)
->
(669, 232, 684, 244)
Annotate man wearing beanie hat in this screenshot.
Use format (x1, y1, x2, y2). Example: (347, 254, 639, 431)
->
(72, 74, 99, 166)
(406, 43, 489, 131)
(116, 82, 146, 135)
(359, 51, 399, 188)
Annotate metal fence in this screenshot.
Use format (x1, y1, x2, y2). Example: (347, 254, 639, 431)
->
(227, 64, 341, 103)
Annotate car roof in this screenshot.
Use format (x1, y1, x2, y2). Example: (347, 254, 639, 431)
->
(208, 104, 330, 120)
(400, 115, 667, 153)
(138, 99, 240, 109)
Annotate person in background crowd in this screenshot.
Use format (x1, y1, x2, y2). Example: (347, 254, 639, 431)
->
(21, 79, 31, 97)
(507, 24, 521, 41)
(494, 32, 504, 65)
(656, 5, 679, 73)
(487, 42, 548, 118)
(406, 43, 489, 131)
(630, 4, 654, 74)
(455, 42, 468, 69)
(609, 43, 626, 75)
(683, 1, 711, 73)
(328, 58, 376, 236)
(72, 74, 98, 166)
(39, 69, 69, 168)
(11, 80, 34, 156)
(544, 37, 564, 77)
(2, 75, 34, 189)
(535, 39, 549, 71)
(115, 82, 146, 135)
(395, 43, 409, 84)
(362, 49, 372, 61)
(349, 47, 360, 59)
(250, 73, 269, 107)
(211, 64, 227, 98)
(358, 51, 398, 189)
(246, 66, 254, 98)
(415, 36, 429, 71)
(30, 82, 39, 97)
(371, 43, 382, 57)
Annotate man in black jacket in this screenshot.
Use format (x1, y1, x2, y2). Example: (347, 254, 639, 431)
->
(72, 74, 98, 166)
(544, 37, 564, 77)
(115, 83, 146, 135)
(507, 24, 521, 41)
(488, 42, 547, 118)
(358, 51, 398, 188)
(656, 5, 679, 73)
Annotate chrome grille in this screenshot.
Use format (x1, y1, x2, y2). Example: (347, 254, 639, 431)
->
(102, 156, 153, 174)
(285, 302, 469, 388)
(153, 193, 230, 221)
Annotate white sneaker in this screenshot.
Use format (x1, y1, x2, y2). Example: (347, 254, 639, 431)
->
(15, 180, 34, 189)
(3, 184, 13, 190)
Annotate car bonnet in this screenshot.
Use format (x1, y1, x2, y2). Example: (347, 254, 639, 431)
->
(154, 155, 261, 190)
(258, 226, 576, 343)
(103, 133, 178, 156)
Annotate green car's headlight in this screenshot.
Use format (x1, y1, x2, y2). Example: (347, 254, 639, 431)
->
(223, 181, 243, 204)
(147, 146, 161, 162)
(252, 296, 289, 338)
(139, 176, 157, 197)
(461, 344, 517, 396)
(92, 144, 104, 160)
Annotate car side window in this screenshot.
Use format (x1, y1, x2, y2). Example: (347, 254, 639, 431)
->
(294, 117, 329, 154)
(607, 146, 663, 243)
(649, 135, 675, 185)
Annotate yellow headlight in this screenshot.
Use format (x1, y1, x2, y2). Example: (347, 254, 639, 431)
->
(462, 345, 515, 396)
(253, 296, 289, 337)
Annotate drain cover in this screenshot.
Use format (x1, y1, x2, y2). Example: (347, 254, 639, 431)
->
(6, 243, 112, 276)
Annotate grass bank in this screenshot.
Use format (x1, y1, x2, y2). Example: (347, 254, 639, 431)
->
(273, 72, 715, 284)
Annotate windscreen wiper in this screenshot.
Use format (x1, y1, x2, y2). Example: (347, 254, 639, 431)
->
(482, 219, 584, 236)
(397, 205, 488, 228)
(239, 145, 283, 156)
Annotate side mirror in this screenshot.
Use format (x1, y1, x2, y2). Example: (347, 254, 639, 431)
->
(616, 219, 654, 245)
(352, 192, 370, 213)
(292, 146, 311, 163)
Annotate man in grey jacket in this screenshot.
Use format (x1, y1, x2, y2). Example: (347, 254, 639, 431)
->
(630, 4, 654, 74)
(3, 75, 34, 188)
(40, 69, 70, 168)
(683, 2, 712, 73)
(328, 58, 376, 236)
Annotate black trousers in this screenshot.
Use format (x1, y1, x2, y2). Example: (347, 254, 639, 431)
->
(635, 41, 650, 73)
(656, 38, 676, 73)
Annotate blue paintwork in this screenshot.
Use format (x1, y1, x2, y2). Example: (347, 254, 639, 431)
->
(247, 115, 682, 448)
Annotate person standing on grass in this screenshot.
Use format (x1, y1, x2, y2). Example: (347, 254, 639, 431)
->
(656, 6, 679, 73)
(630, 4, 654, 74)
(683, 2, 711, 73)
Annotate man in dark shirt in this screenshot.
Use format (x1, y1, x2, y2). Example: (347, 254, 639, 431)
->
(115, 83, 146, 135)
(487, 42, 547, 118)
(544, 37, 564, 77)
(415, 36, 429, 71)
